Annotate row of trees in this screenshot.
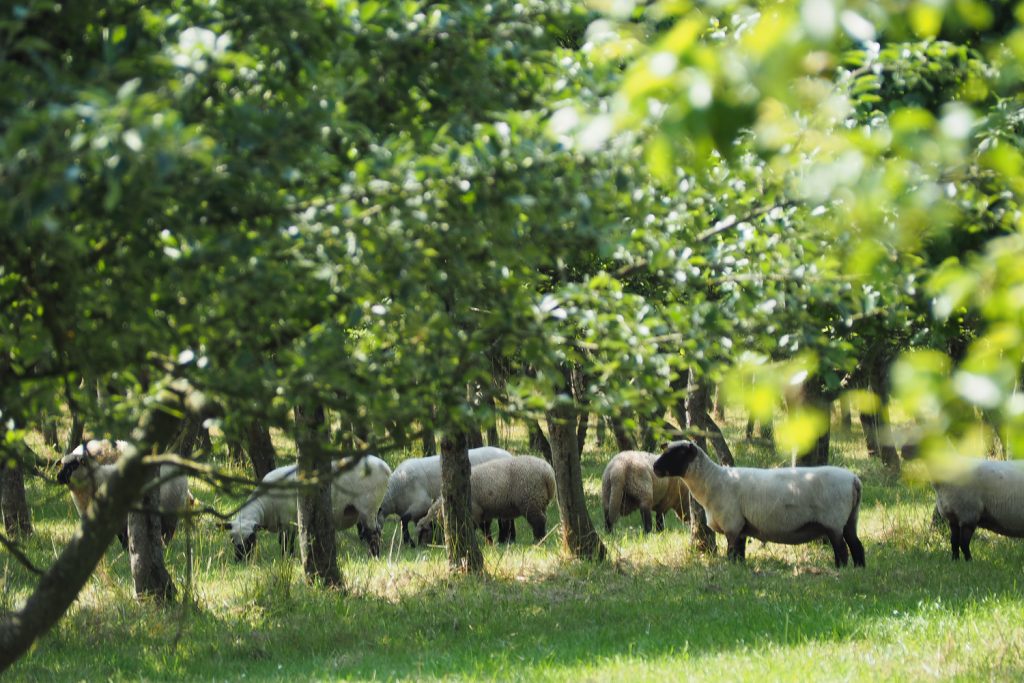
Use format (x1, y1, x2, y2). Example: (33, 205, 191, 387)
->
(2, 0, 1022, 672)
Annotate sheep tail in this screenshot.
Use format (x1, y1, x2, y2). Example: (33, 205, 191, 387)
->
(604, 475, 625, 532)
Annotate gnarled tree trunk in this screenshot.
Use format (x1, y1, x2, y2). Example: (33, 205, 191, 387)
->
(1, 450, 33, 537)
(246, 418, 277, 481)
(439, 430, 483, 573)
(294, 404, 342, 589)
(687, 375, 734, 466)
(0, 383, 210, 673)
(686, 381, 718, 555)
(127, 466, 175, 602)
(528, 419, 552, 463)
(546, 366, 606, 561)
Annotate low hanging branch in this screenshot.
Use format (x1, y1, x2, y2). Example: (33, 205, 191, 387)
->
(0, 379, 219, 674)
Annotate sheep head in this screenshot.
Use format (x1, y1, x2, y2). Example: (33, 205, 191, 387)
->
(653, 440, 702, 478)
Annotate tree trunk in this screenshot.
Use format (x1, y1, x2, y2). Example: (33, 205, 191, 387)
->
(576, 411, 589, 455)
(246, 419, 277, 481)
(127, 469, 175, 602)
(484, 394, 500, 447)
(422, 428, 437, 457)
(0, 384, 210, 673)
(546, 367, 606, 561)
(65, 407, 85, 456)
(439, 430, 484, 573)
(839, 394, 853, 431)
(40, 413, 60, 452)
(294, 405, 342, 589)
(528, 419, 552, 462)
(670, 368, 690, 435)
(686, 381, 718, 555)
(609, 416, 636, 452)
(688, 375, 735, 466)
(795, 377, 831, 467)
(1, 451, 33, 537)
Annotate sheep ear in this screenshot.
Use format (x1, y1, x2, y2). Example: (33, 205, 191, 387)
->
(217, 521, 233, 531)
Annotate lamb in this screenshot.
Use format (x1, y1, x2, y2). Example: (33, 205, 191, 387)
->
(225, 455, 392, 560)
(56, 439, 191, 547)
(652, 440, 865, 567)
(930, 456, 1024, 561)
(377, 446, 512, 545)
(414, 455, 556, 545)
(602, 450, 690, 534)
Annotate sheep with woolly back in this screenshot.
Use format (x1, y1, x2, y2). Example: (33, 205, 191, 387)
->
(929, 455, 1024, 561)
(414, 455, 556, 545)
(652, 440, 865, 567)
(225, 454, 392, 560)
(377, 446, 512, 545)
(56, 439, 191, 548)
(601, 450, 690, 534)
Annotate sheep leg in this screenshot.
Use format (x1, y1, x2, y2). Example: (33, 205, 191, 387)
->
(497, 519, 516, 544)
(827, 530, 849, 567)
(400, 516, 414, 546)
(160, 515, 178, 545)
(959, 523, 976, 562)
(726, 534, 745, 562)
(843, 515, 866, 567)
(655, 512, 665, 533)
(527, 513, 547, 542)
(949, 521, 962, 561)
(640, 509, 653, 534)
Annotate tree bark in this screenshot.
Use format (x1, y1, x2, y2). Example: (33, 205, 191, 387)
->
(65, 407, 85, 456)
(795, 376, 831, 467)
(686, 381, 718, 555)
(576, 411, 589, 455)
(687, 375, 735, 466)
(0, 383, 210, 673)
(546, 366, 606, 561)
(246, 419, 277, 481)
(670, 368, 690, 435)
(439, 430, 484, 573)
(294, 405, 342, 589)
(422, 428, 437, 456)
(1, 450, 33, 537)
(609, 416, 636, 452)
(127, 467, 175, 602)
(528, 419, 552, 462)
(40, 413, 60, 451)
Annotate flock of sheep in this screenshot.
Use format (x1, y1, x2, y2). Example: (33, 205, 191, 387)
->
(55, 436, 1024, 568)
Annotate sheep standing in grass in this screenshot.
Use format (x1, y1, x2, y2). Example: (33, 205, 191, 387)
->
(652, 440, 865, 567)
(377, 446, 512, 545)
(56, 439, 191, 548)
(931, 457, 1024, 561)
(602, 450, 690, 533)
(226, 455, 391, 560)
(415, 455, 556, 545)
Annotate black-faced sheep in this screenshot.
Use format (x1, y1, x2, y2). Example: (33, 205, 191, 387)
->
(653, 440, 865, 568)
(414, 455, 556, 545)
(931, 457, 1024, 561)
(225, 455, 391, 561)
(377, 446, 512, 545)
(602, 450, 690, 533)
(56, 439, 191, 548)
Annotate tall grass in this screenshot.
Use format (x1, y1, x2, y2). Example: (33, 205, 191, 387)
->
(4, 417, 1024, 681)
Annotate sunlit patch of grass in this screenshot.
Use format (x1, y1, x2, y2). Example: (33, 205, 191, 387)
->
(6, 414, 1024, 680)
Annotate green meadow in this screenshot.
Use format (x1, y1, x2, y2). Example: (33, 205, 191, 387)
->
(4, 420, 1024, 682)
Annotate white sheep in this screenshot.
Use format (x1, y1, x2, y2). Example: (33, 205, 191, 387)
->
(377, 446, 512, 545)
(56, 439, 191, 547)
(652, 440, 865, 567)
(414, 455, 556, 545)
(931, 456, 1024, 561)
(225, 455, 392, 560)
(602, 450, 690, 534)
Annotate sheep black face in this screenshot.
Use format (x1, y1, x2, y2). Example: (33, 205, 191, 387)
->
(653, 440, 701, 478)
(56, 459, 82, 485)
(234, 532, 258, 562)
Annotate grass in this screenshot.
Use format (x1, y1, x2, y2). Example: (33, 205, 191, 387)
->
(4, 417, 1024, 681)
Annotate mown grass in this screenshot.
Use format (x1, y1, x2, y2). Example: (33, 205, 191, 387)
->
(4, 418, 1024, 681)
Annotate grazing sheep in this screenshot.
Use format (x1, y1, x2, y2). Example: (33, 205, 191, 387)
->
(931, 457, 1024, 561)
(415, 455, 556, 545)
(377, 446, 512, 545)
(652, 440, 865, 568)
(56, 440, 191, 548)
(225, 455, 392, 561)
(602, 450, 690, 533)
